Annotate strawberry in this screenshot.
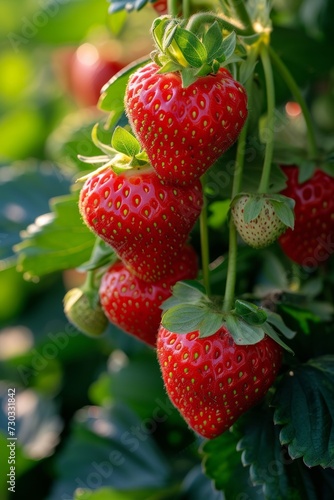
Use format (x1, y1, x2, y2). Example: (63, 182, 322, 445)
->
(279, 166, 334, 267)
(231, 193, 293, 249)
(157, 325, 282, 439)
(63, 287, 108, 337)
(125, 62, 247, 185)
(79, 165, 203, 282)
(99, 245, 198, 347)
(151, 0, 168, 14)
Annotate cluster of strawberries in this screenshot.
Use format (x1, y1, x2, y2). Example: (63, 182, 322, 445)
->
(78, 61, 248, 347)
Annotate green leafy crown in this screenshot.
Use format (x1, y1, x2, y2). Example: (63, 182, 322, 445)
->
(151, 16, 240, 86)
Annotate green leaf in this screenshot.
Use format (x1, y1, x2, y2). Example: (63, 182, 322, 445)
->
(99, 57, 149, 127)
(161, 304, 208, 334)
(243, 196, 265, 223)
(49, 404, 171, 500)
(202, 430, 262, 498)
(203, 22, 224, 62)
(162, 23, 179, 52)
(91, 122, 118, 157)
(181, 465, 224, 499)
(157, 59, 183, 74)
(180, 67, 200, 88)
(152, 17, 175, 52)
(236, 405, 304, 499)
(220, 31, 237, 61)
(15, 191, 95, 280)
(198, 312, 224, 338)
(273, 356, 334, 468)
(79, 238, 117, 272)
(261, 322, 294, 354)
(269, 196, 295, 228)
(46, 109, 114, 172)
(297, 161, 317, 183)
(265, 311, 296, 339)
(321, 161, 334, 178)
(0, 161, 71, 264)
(235, 300, 268, 325)
(89, 351, 178, 423)
(171, 28, 207, 68)
(258, 251, 290, 289)
(111, 127, 140, 157)
(226, 315, 265, 345)
(161, 280, 207, 310)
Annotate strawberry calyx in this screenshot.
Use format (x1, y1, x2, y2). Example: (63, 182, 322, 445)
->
(78, 237, 118, 273)
(160, 280, 295, 353)
(151, 16, 240, 87)
(78, 124, 151, 178)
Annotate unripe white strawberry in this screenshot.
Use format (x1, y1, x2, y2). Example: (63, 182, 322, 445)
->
(231, 193, 294, 249)
(64, 287, 108, 337)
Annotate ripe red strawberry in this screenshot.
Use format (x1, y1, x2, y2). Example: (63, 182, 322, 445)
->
(79, 166, 203, 282)
(99, 245, 198, 347)
(125, 62, 247, 185)
(279, 166, 334, 267)
(151, 0, 168, 14)
(157, 326, 282, 439)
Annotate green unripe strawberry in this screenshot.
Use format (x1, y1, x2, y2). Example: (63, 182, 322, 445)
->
(231, 193, 294, 249)
(63, 287, 108, 337)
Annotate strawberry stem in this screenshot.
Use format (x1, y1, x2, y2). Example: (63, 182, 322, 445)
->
(199, 194, 211, 296)
(258, 43, 275, 194)
(167, 0, 179, 16)
(268, 46, 319, 159)
(223, 116, 250, 313)
(223, 218, 238, 312)
(223, 46, 258, 312)
(182, 0, 190, 19)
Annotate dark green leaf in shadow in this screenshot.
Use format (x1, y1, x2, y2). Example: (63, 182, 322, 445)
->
(48, 403, 171, 500)
(273, 356, 334, 468)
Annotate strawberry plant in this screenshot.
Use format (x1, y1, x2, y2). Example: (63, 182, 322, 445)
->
(1, 0, 334, 499)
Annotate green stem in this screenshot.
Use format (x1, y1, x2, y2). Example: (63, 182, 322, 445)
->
(223, 220, 238, 312)
(167, 0, 179, 16)
(182, 0, 190, 19)
(258, 43, 275, 194)
(82, 270, 95, 293)
(186, 12, 254, 36)
(268, 46, 318, 159)
(223, 104, 250, 312)
(223, 47, 258, 312)
(199, 191, 211, 296)
(229, 0, 255, 34)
